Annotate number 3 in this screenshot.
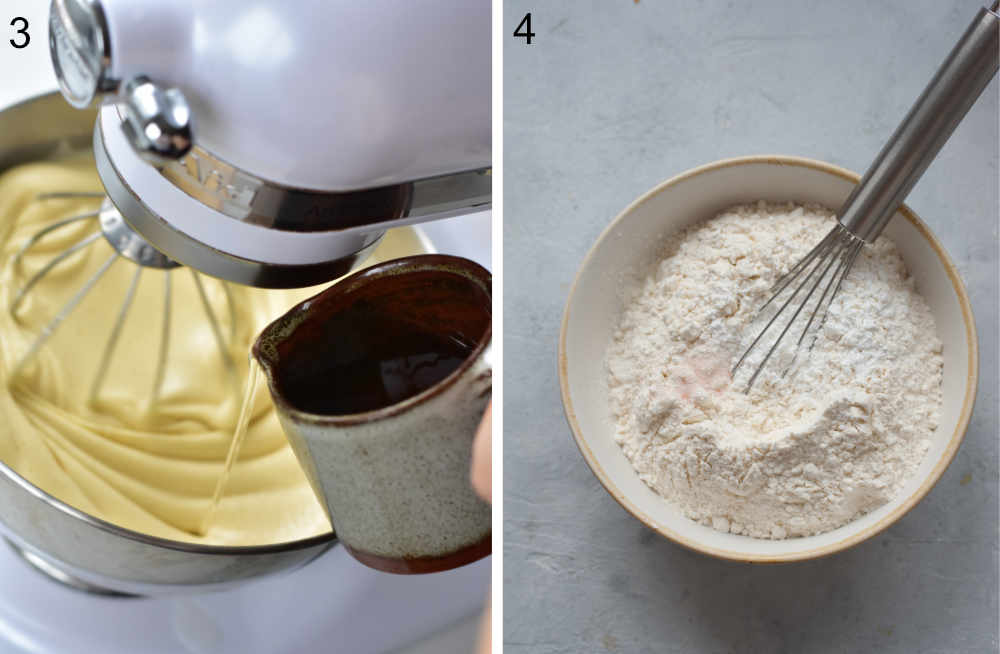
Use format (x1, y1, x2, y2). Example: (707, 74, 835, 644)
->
(10, 17, 29, 49)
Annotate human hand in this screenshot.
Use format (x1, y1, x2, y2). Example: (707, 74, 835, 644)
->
(470, 402, 491, 502)
(470, 402, 491, 653)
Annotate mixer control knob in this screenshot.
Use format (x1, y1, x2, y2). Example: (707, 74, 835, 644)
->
(50, 1, 193, 164)
(49, 0, 118, 108)
(119, 76, 193, 164)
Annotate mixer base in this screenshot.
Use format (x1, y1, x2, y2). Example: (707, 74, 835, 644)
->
(4, 538, 141, 598)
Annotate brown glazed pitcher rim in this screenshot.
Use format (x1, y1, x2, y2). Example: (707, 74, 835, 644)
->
(252, 254, 492, 427)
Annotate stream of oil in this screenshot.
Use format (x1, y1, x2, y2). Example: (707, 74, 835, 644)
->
(198, 357, 260, 537)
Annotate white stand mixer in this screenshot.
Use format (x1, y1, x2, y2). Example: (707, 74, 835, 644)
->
(0, 0, 490, 601)
(49, 0, 491, 287)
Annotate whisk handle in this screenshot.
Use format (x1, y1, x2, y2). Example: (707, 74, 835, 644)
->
(838, 3, 999, 243)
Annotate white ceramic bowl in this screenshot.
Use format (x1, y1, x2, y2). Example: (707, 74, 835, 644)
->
(559, 155, 978, 562)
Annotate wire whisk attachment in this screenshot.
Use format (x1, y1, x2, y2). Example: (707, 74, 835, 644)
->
(731, 223, 864, 392)
(7, 192, 240, 414)
(731, 0, 1000, 391)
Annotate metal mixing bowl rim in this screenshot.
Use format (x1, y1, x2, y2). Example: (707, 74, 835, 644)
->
(0, 458, 335, 554)
(558, 153, 979, 563)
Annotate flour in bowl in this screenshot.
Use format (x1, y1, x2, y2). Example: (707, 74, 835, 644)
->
(606, 202, 943, 538)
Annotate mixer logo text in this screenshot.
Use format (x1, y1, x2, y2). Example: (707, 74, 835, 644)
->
(168, 149, 259, 215)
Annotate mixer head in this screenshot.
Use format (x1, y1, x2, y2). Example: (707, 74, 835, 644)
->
(49, 0, 491, 288)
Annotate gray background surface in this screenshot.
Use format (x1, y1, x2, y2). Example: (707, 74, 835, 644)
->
(503, 1, 998, 652)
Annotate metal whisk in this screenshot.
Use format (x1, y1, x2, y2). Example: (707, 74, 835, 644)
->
(8, 191, 239, 412)
(732, 2, 999, 391)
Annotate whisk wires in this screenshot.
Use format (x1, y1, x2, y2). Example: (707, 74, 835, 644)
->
(731, 223, 864, 392)
(8, 193, 243, 416)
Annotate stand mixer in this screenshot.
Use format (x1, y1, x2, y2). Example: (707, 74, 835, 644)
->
(0, 0, 490, 598)
(49, 0, 491, 288)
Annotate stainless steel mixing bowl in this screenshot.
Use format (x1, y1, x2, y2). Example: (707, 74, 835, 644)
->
(0, 92, 335, 596)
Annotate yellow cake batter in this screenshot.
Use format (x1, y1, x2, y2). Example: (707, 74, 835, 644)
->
(0, 156, 426, 545)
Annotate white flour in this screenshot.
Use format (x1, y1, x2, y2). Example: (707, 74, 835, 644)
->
(606, 202, 943, 539)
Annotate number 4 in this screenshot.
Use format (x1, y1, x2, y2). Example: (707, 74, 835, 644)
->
(513, 12, 534, 45)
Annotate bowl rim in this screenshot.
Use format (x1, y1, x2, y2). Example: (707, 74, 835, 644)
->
(0, 455, 335, 555)
(558, 154, 979, 563)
